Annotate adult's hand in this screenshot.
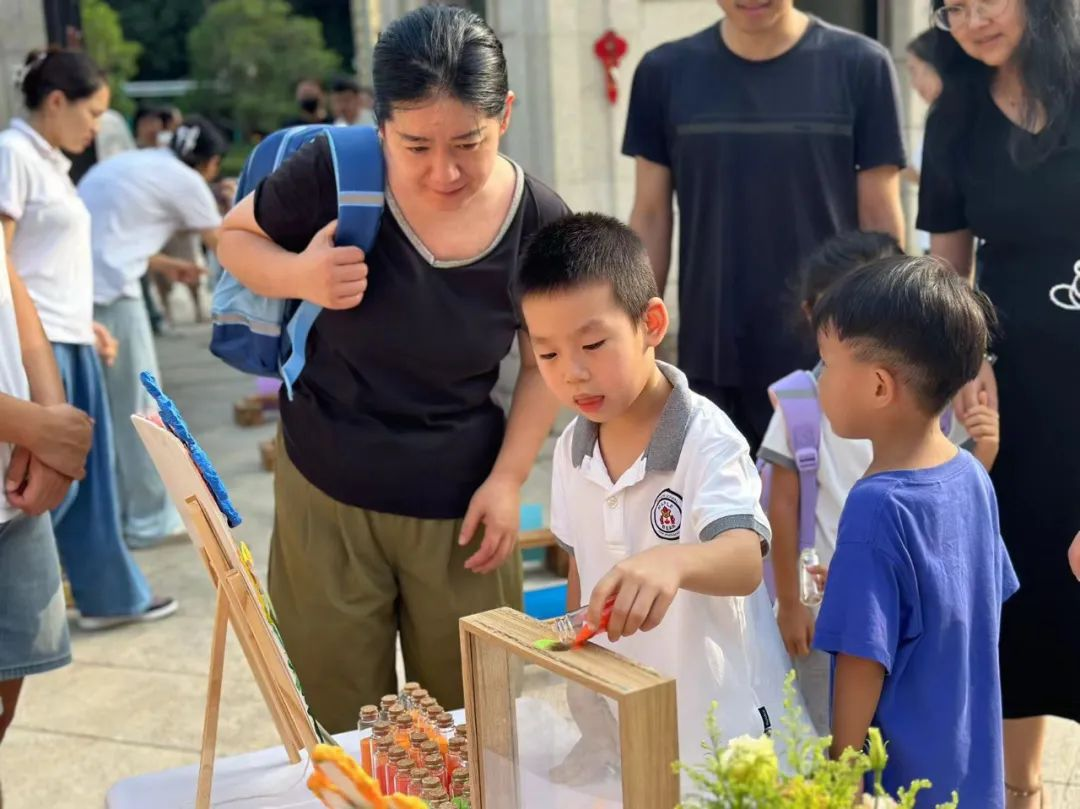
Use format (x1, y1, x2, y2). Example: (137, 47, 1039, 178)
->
(297, 219, 368, 310)
(25, 403, 93, 481)
(777, 600, 816, 658)
(92, 321, 119, 367)
(1069, 532, 1080, 581)
(459, 472, 520, 574)
(956, 357, 998, 418)
(6, 451, 72, 516)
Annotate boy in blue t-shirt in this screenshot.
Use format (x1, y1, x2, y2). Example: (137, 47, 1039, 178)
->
(810, 255, 1019, 807)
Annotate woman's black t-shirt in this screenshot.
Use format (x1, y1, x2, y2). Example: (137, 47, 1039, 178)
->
(254, 137, 569, 519)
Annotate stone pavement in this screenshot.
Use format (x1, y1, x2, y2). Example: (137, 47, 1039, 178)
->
(1, 314, 1077, 808)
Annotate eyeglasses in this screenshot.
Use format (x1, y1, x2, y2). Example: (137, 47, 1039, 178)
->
(932, 0, 1011, 31)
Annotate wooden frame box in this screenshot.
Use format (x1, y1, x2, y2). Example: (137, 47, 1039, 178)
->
(460, 608, 679, 809)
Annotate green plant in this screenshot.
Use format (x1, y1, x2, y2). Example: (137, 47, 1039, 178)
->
(80, 0, 142, 117)
(186, 0, 339, 136)
(677, 672, 960, 809)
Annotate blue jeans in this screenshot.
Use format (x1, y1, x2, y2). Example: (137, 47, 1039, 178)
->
(93, 298, 183, 546)
(52, 343, 152, 616)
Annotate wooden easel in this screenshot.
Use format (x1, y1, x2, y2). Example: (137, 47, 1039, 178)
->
(132, 416, 320, 809)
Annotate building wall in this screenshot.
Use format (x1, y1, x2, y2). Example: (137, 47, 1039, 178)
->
(0, 0, 47, 127)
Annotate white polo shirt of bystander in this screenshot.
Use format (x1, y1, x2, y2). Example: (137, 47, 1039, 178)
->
(0, 119, 95, 345)
(550, 362, 799, 764)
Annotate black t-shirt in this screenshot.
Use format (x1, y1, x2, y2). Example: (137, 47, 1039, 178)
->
(622, 18, 906, 390)
(254, 138, 569, 518)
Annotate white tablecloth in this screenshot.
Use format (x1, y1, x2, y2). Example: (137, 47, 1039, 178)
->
(106, 710, 466, 809)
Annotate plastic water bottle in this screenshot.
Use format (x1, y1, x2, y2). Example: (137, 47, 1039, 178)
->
(800, 548, 823, 606)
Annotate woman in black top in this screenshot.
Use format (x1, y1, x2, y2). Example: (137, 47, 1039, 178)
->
(919, 2, 1080, 805)
(218, 6, 568, 731)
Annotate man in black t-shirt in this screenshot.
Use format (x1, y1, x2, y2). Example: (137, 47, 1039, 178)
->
(624, 0, 906, 450)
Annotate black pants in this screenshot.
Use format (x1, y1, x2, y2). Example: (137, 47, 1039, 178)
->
(687, 379, 772, 455)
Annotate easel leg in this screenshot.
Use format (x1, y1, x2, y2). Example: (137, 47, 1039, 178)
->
(196, 587, 229, 809)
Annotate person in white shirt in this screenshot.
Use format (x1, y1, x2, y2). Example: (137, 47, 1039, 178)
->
(518, 214, 796, 774)
(0, 48, 176, 629)
(0, 179, 92, 770)
(330, 75, 377, 127)
(758, 230, 1000, 733)
(77, 115, 225, 548)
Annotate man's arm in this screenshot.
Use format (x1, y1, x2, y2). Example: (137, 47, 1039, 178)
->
(830, 653, 886, 759)
(931, 230, 976, 283)
(628, 157, 674, 295)
(857, 165, 904, 246)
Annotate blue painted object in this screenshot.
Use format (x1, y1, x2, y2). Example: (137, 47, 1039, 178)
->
(523, 584, 568, 620)
(139, 372, 243, 528)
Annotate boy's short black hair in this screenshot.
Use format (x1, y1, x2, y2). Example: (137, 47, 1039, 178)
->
(800, 230, 903, 306)
(812, 255, 997, 414)
(517, 212, 657, 321)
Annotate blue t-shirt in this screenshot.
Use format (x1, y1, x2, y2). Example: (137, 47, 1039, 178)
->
(814, 451, 1019, 807)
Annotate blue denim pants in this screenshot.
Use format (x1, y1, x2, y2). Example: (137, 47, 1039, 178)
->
(52, 342, 152, 616)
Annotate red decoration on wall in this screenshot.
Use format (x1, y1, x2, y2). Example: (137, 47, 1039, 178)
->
(594, 29, 629, 105)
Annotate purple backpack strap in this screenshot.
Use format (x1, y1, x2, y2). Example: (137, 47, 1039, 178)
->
(770, 370, 822, 554)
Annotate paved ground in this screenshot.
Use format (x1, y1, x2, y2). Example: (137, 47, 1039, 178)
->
(2, 307, 1078, 807)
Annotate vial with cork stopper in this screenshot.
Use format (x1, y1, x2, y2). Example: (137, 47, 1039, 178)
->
(451, 768, 469, 798)
(400, 681, 421, 706)
(373, 736, 393, 794)
(409, 730, 428, 765)
(424, 752, 447, 791)
(379, 694, 398, 721)
(394, 713, 414, 749)
(406, 766, 428, 797)
(386, 745, 408, 792)
(446, 735, 466, 778)
(357, 705, 379, 775)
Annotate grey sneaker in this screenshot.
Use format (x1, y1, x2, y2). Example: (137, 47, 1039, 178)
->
(77, 597, 179, 631)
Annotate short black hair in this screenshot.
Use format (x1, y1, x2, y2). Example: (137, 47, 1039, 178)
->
(169, 115, 229, 169)
(134, 106, 168, 128)
(373, 5, 507, 124)
(330, 75, 361, 94)
(517, 213, 657, 322)
(20, 47, 106, 110)
(800, 230, 903, 306)
(812, 255, 997, 414)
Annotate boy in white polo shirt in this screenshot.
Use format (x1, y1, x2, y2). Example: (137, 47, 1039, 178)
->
(518, 213, 795, 768)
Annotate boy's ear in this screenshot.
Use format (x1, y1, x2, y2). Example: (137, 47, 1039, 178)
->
(871, 366, 898, 410)
(642, 297, 669, 348)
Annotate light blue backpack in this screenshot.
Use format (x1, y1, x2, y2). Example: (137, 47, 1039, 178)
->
(210, 124, 384, 398)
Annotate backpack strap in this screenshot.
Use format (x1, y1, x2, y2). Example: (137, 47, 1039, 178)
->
(280, 126, 385, 398)
(769, 370, 821, 554)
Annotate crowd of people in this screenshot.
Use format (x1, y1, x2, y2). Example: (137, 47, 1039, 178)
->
(0, 1, 1077, 807)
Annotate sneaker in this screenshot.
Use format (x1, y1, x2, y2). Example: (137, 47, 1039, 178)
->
(77, 596, 179, 631)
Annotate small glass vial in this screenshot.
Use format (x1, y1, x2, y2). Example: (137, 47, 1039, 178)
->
(451, 768, 470, 798)
(423, 703, 443, 736)
(394, 714, 414, 749)
(374, 737, 393, 794)
(357, 704, 379, 775)
(799, 548, 824, 606)
(379, 693, 398, 721)
(387, 745, 408, 789)
(423, 752, 447, 791)
(409, 689, 430, 721)
(455, 723, 468, 740)
(406, 767, 427, 797)
(400, 681, 421, 707)
(435, 712, 455, 760)
(446, 736, 466, 777)
(404, 730, 425, 766)
(387, 703, 406, 728)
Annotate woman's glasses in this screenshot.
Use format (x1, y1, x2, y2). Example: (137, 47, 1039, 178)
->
(932, 0, 1011, 32)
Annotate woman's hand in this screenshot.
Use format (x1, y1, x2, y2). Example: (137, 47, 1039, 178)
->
(24, 404, 92, 480)
(92, 321, 119, 367)
(1069, 532, 1080, 581)
(962, 391, 1000, 470)
(459, 472, 520, 574)
(297, 219, 369, 310)
(956, 357, 998, 417)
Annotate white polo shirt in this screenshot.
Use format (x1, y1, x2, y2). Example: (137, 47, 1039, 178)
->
(77, 147, 221, 305)
(758, 364, 973, 564)
(0, 237, 30, 524)
(0, 119, 95, 345)
(551, 362, 798, 764)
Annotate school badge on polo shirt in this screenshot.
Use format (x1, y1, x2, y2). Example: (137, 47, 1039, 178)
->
(651, 489, 683, 541)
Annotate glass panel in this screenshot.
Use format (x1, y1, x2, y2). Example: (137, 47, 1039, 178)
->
(481, 658, 623, 808)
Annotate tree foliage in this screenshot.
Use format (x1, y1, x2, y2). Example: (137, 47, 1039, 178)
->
(80, 0, 142, 116)
(186, 0, 339, 135)
(106, 0, 207, 81)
